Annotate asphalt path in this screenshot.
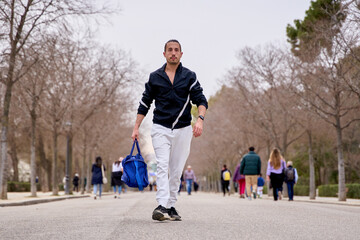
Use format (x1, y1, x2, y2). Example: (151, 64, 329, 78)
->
(1, 191, 359, 240)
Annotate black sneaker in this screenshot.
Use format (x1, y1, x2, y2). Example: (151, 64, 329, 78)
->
(152, 205, 169, 221)
(168, 207, 182, 221)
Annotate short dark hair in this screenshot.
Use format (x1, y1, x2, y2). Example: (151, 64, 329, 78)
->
(223, 164, 227, 168)
(164, 39, 182, 52)
(249, 146, 255, 151)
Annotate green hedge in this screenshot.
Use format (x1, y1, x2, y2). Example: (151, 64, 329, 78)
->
(318, 184, 360, 199)
(7, 181, 64, 192)
(318, 184, 337, 197)
(7, 181, 40, 192)
(294, 185, 309, 196)
(347, 184, 360, 198)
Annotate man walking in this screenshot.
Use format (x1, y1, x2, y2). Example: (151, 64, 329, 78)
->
(131, 39, 208, 221)
(240, 147, 261, 200)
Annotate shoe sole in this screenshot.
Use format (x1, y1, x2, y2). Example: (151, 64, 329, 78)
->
(152, 211, 169, 221)
(168, 216, 182, 221)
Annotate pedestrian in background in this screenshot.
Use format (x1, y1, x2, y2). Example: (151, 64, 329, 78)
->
(266, 148, 286, 201)
(111, 157, 123, 199)
(284, 161, 298, 201)
(91, 156, 106, 200)
(72, 173, 79, 192)
(240, 146, 261, 200)
(184, 165, 196, 195)
(149, 175, 155, 191)
(178, 173, 184, 195)
(257, 173, 265, 198)
(221, 165, 231, 196)
(193, 181, 199, 193)
(233, 163, 246, 198)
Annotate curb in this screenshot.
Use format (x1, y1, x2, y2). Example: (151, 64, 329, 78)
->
(0, 195, 90, 207)
(261, 196, 360, 207)
(290, 198, 360, 207)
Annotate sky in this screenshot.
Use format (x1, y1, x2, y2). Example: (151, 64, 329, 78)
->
(95, 0, 312, 98)
(94, 0, 313, 154)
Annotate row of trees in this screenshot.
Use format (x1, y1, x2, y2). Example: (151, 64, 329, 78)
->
(0, 1, 140, 199)
(189, 0, 360, 201)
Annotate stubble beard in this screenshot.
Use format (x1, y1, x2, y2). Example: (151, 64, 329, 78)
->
(167, 58, 179, 66)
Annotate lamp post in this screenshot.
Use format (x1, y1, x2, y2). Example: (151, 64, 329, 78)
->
(65, 121, 72, 195)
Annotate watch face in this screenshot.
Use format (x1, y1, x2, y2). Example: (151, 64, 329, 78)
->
(199, 115, 204, 120)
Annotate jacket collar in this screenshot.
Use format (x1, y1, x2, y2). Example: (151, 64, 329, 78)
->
(157, 62, 183, 78)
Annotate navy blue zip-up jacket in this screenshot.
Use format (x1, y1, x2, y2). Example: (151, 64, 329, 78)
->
(137, 63, 208, 129)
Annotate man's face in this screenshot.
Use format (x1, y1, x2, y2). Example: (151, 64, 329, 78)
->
(163, 42, 182, 65)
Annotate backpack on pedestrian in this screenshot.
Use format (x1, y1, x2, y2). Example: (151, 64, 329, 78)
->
(285, 167, 295, 181)
(121, 139, 149, 191)
(223, 170, 231, 181)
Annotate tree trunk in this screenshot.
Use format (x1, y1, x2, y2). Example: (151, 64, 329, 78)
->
(1, 155, 9, 200)
(0, 15, 21, 191)
(52, 128, 59, 195)
(308, 130, 316, 199)
(38, 133, 50, 192)
(30, 108, 37, 197)
(81, 134, 87, 194)
(0, 80, 13, 197)
(8, 129, 19, 182)
(69, 134, 73, 194)
(1, 179, 7, 200)
(335, 120, 346, 201)
(86, 151, 92, 193)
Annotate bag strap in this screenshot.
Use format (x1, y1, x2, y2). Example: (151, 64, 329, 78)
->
(134, 161, 144, 191)
(101, 164, 105, 177)
(135, 139, 141, 155)
(130, 139, 142, 156)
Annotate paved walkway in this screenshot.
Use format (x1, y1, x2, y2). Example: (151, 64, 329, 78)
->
(1, 191, 360, 240)
(1, 191, 359, 207)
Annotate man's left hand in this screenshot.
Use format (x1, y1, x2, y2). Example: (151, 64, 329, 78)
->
(193, 119, 203, 137)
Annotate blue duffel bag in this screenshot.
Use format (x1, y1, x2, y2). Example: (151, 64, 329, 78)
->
(121, 139, 149, 191)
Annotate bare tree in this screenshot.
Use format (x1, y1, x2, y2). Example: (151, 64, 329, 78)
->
(17, 52, 46, 197)
(228, 44, 305, 157)
(0, 0, 116, 196)
(294, 44, 360, 201)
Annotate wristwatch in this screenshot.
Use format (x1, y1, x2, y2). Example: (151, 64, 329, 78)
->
(198, 115, 204, 121)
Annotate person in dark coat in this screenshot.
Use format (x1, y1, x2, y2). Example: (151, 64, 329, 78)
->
(240, 146, 261, 200)
(72, 173, 80, 192)
(91, 156, 106, 200)
(111, 157, 124, 198)
(221, 165, 231, 196)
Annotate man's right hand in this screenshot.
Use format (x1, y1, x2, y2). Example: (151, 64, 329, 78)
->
(131, 128, 139, 141)
(131, 114, 145, 141)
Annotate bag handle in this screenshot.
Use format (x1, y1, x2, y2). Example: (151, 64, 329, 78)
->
(130, 139, 141, 156)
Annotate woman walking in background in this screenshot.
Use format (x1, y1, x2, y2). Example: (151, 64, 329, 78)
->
(233, 163, 246, 198)
(91, 156, 106, 200)
(111, 157, 124, 198)
(266, 148, 286, 201)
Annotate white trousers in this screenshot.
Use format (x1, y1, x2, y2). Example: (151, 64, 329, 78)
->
(151, 124, 193, 208)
